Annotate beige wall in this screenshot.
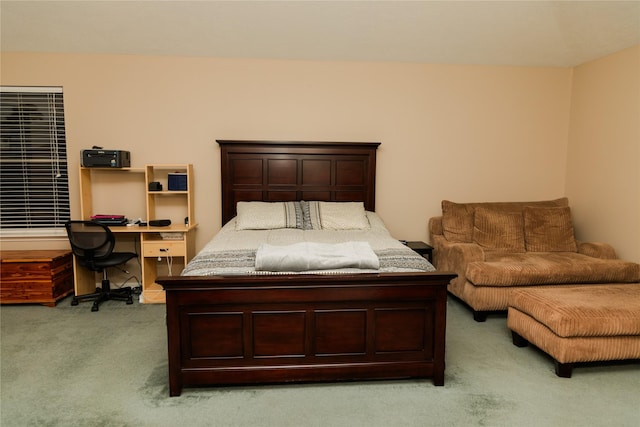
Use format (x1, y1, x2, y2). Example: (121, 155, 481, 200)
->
(2, 52, 573, 254)
(566, 45, 640, 262)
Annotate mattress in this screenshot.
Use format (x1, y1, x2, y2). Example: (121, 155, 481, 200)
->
(182, 212, 435, 276)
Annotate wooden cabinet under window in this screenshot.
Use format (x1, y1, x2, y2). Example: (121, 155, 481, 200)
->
(0, 250, 74, 307)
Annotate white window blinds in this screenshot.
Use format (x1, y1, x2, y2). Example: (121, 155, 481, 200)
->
(0, 86, 70, 235)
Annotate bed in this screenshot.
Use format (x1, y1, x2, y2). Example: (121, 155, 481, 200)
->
(157, 140, 456, 396)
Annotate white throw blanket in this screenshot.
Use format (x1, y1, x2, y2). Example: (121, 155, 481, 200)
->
(255, 241, 380, 272)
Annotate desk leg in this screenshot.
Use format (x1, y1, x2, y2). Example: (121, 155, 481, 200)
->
(141, 256, 166, 304)
(72, 256, 96, 296)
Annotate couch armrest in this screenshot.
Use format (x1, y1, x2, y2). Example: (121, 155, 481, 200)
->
(577, 241, 618, 259)
(429, 216, 444, 239)
(432, 235, 485, 286)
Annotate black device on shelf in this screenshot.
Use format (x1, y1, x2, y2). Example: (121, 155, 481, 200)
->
(81, 149, 131, 168)
(148, 181, 162, 191)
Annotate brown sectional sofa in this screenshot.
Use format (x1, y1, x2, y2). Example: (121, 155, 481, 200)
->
(429, 198, 640, 321)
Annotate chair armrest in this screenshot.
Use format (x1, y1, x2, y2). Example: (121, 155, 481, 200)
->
(577, 241, 618, 259)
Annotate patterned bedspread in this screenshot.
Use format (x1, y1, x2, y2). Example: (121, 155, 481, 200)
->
(182, 212, 435, 276)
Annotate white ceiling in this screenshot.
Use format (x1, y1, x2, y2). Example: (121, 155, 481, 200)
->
(2, 1, 639, 67)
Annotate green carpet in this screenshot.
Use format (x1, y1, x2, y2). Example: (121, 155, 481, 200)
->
(1, 296, 638, 427)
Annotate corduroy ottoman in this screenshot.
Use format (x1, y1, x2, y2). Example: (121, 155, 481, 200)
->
(507, 284, 640, 377)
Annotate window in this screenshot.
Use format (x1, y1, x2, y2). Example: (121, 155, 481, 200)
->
(0, 86, 70, 236)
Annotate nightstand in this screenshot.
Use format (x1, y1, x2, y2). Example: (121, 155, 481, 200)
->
(405, 241, 434, 263)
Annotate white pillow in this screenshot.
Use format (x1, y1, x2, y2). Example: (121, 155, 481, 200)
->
(235, 201, 302, 230)
(318, 202, 370, 230)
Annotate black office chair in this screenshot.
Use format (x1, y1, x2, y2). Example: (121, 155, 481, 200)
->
(65, 220, 136, 311)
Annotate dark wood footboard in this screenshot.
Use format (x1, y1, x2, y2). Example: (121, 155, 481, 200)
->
(158, 272, 456, 396)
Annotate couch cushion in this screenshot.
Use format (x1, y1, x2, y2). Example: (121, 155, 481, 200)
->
(509, 285, 640, 337)
(473, 208, 525, 252)
(441, 198, 569, 243)
(524, 206, 577, 252)
(441, 201, 475, 242)
(466, 252, 640, 286)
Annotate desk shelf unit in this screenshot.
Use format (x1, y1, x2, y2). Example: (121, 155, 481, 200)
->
(77, 164, 196, 303)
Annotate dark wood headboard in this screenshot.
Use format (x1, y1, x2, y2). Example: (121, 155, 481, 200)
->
(217, 140, 381, 225)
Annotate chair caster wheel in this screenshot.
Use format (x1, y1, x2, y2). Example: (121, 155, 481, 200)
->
(71, 299, 79, 306)
(126, 297, 133, 305)
(91, 305, 99, 312)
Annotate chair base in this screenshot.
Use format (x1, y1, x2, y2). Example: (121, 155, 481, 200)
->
(71, 278, 133, 312)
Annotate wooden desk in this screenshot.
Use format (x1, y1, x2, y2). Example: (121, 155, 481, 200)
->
(77, 164, 196, 303)
(72, 224, 197, 304)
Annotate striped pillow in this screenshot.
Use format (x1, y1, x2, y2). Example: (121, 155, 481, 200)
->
(235, 201, 303, 230)
(301, 201, 370, 230)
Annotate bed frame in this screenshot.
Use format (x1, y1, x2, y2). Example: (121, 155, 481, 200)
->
(157, 140, 456, 396)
